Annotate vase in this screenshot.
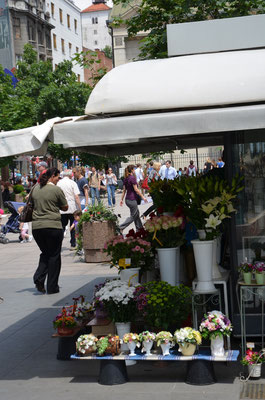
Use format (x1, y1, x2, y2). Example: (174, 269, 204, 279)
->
(178, 342, 196, 356)
(191, 239, 216, 293)
(212, 238, 222, 279)
(115, 322, 131, 351)
(248, 363, 262, 379)
(157, 247, 180, 286)
(210, 335, 224, 357)
(160, 342, 171, 356)
(255, 272, 264, 285)
(143, 340, 153, 356)
(120, 267, 140, 285)
(243, 272, 252, 285)
(127, 341, 137, 356)
(57, 327, 75, 336)
(197, 229, 207, 240)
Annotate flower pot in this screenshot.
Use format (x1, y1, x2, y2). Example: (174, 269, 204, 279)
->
(120, 267, 140, 285)
(197, 229, 207, 240)
(105, 336, 121, 356)
(248, 363, 262, 379)
(57, 327, 75, 336)
(178, 342, 196, 356)
(191, 239, 216, 294)
(157, 247, 180, 286)
(212, 238, 222, 279)
(115, 322, 131, 351)
(256, 272, 264, 285)
(243, 272, 252, 285)
(82, 221, 116, 263)
(160, 343, 171, 356)
(142, 340, 153, 356)
(127, 341, 137, 356)
(210, 335, 224, 357)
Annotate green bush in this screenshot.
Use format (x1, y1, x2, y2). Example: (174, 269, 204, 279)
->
(13, 184, 25, 194)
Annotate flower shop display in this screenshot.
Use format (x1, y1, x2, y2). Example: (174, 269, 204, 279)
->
(134, 281, 191, 331)
(155, 331, 173, 356)
(53, 307, 78, 336)
(254, 262, 265, 285)
(103, 234, 154, 284)
(174, 327, 201, 356)
(145, 214, 185, 285)
(76, 334, 98, 356)
(78, 203, 118, 263)
(199, 311, 232, 356)
(241, 349, 265, 379)
(238, 261, 254, 285)
(123, 333, 141, 356)
(139, 331, 156, 355)
(97, 335, 121, 356)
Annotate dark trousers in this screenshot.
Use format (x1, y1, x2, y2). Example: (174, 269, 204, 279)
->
(33, 228, 64, 293)
(61, 213, 75, 247)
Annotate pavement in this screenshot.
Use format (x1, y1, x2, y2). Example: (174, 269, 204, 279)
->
(0, 194, 256, 400)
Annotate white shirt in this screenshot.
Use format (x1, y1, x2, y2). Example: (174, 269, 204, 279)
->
(57, 177, 80, 214)
(135, 167, 143, 183)
(159, 165, 177, 180)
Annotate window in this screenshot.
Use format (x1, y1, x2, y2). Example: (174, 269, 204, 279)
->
(94, 30, 97, 34)
(13, 17, 21, 39)
(38, 30, 44, 45)
(67, 14, 70, 28)
(59, 8, 63, 24)
(74, 19, 77, 32)
(53, 33, 57, 49)
(92, 17, 98, 24)
(51, 2, 54, 18)
(28, 22, 36, 41)
(69, 42, 72, 56)
(94, 40, 98, 45)
(77, 74, 80, 82)
(46, 34, 51, 49)
(76, 46, 79, 53)
(61, 38, 65, 53)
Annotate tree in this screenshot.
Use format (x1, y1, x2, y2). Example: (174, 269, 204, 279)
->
(113, 0, 265, 59)
(102, 45, 113, 59)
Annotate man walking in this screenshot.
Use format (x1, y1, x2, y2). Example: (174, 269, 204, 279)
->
(73, 167, 89, 210)
(58, 170, 82, 250)
(159, 160, 177, 180)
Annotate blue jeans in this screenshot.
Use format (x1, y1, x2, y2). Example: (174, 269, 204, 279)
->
(107, 184, 116, 206)
(90, 187, 100, 205)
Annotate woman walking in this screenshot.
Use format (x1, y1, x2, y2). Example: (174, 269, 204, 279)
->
(32, 168, 68, 294)
(106, 167, 117, 207)
(119, 165, 147, 233)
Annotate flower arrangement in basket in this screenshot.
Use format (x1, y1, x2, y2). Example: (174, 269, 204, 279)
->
(145, 214, 185, 248)
(53, 306, 78, 335)
(238, 262, 254, 274)
(241, 349, 265, 366)
(97, 335, 120, 356)
(254, 262, 265, 285)
(199, 311, 232, 340)
(76, 334, 98, 356)
(72, 296, 93, 322)
(139, 331, 156, 355)
(155, 331, 173, 346)
(123, 333, 141, 346)
(94, 279, 137, 323)
(174, 327, 201, 356)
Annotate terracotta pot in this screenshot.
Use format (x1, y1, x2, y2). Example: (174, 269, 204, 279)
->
(57, 326, 75, 336)
(104, 336, 121, 356)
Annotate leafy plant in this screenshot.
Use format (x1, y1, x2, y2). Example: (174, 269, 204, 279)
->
(97, 336, 109, 356)
(13, 184, 25, 194)
(148, 178, 184, 212)
(238, 262, 254, 273)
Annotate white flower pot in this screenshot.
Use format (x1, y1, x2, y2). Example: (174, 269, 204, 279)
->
(120, 268, 140, 285)
(115, 322, 131, 351)
(191, 239, 216, 294)
(160, 342, 171, 356)
(212, 238, 222, 279)
(127, 342, 137, 356)
(197, 229, 207, 240)
(210, 335, 224, 357)
(248, 363, 262, 379)
(157, 247, 180, 286)
(143, 340, 153, 356)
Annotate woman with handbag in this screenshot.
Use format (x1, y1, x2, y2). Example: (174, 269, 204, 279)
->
(106, 167, 117, 207)
(32, 168, 68, 294)
(119, 165, 147, 233)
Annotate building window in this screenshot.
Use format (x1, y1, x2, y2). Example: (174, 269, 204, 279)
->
(67, 14, 70, 29)
(94, 30, 97, 34)
(69, 42, 72, 56)
(92, 17, 98, 24)
(61, 38, 65, 53)
(51, 2, 54, 18)
(74, 19, 77, 32)
(59, 8, 63, 24)
(77, 74, 80, 82)
(38, 30, 44, 45)
(46, 34, 51, 49)
(28, 22, 36, 41)
(13, 17, 21, 39)
(76, 46, 79, 53)
(94, 40, 98, 45)
(53, 33, 57, 49)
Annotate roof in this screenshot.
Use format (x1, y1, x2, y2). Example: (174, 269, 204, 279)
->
(82, 3, 110, 13)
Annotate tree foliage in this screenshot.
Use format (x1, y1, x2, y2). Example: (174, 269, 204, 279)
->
(113, 0, 265, 59)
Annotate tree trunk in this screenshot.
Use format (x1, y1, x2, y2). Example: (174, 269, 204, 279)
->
(1, 166, 9, 182)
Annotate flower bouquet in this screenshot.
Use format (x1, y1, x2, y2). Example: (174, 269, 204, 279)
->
(139, 331, 156, 355)
(76, 334, 98, 356)
(241, 349, 265, 379)
(254, 262, 265, 285)
(238, 261, 254, 284)
(123, 333, 141, 356)
(145, 215, 185, 248)
(53, 307, 77, 336)
(97, 335, 120, 356)
(155, 331, 173, 356)
(174, 327, 201, 356)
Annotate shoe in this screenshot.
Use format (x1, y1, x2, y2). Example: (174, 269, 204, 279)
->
(27, 235, 33, 242)
(70, 246, 77, 251)
(35, 282, 46, 294)
(76, 250, 83, 256)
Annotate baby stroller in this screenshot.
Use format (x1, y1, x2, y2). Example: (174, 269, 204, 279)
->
(0, 201, 25, 244)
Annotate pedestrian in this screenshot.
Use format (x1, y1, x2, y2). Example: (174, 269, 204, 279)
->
(57, 169, 82, 250)
(89, 166, 101, 205)
(203, 158, 213, 173)
(32, 167, 68, 294)
(70, 210, 83, 255)
(159, 160, 177, 180)
(217, 157, 225, 168)
(36, 161, 48, 183)
(18, 206, 33, 243)
(73, 166, 89, 210)
(1, 182, 11, 203)
(148, 161, 160, 183)
(187, 160, 197, 176)
(119, 165, 147, 233)
(106, 167, 117, 207)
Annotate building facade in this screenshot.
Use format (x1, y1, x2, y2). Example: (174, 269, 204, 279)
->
(45, 0, 84, 81)
(81, 0, 111, 51)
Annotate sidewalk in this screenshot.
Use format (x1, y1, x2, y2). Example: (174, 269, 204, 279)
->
(0, 196, 246, 400)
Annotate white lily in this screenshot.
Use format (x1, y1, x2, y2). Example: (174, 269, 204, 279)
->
(205, 214, 222, 230)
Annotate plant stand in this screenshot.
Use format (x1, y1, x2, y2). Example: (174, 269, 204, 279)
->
(98, 360, 128, 385)
(186, 359, 216, 385)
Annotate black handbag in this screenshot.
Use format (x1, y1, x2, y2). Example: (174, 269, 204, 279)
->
(19, 186, 35, 223)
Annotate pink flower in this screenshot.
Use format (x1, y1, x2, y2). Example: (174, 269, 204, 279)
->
(135, 246, 140, 251)
(140, 248, 144, 253)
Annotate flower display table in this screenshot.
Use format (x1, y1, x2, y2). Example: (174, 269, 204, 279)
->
(71, 349, 239, 386)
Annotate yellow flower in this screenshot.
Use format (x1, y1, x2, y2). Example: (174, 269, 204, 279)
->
(201, 203, 215, 215)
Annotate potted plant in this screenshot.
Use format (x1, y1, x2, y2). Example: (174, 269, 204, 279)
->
(145, 214, 185, 285)
(13, 184, 27, 202)
(241, 349, 265, 379)
(148, 178, 183, 213)
(97, 335, 120, 356)
(254, 262, 265, 285)
(103, 235, 154, 284)
(133, 281, 191, 331)
(53, 309, 78, 336)
(76, 334, 98, 356)
(155, 331, 173, 356)
(199, 311, 232, 356)
(78, 203, 119, 263)
(123, 333, 141, 356)
(238, 261, 254, 285)
(174, 327, 202, 356)
(139, 331, 156, 356)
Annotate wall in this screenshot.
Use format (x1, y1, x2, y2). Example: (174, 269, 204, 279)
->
(83, 47, 112, 84)
(81, 9, 111, 51)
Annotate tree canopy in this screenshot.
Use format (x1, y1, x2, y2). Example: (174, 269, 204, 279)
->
(113, 0, 265, 59)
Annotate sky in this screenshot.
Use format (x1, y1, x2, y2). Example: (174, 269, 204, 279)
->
(73, 0, 113, 11)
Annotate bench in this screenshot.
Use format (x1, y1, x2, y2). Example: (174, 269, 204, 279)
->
(71, 349, 239, 386)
